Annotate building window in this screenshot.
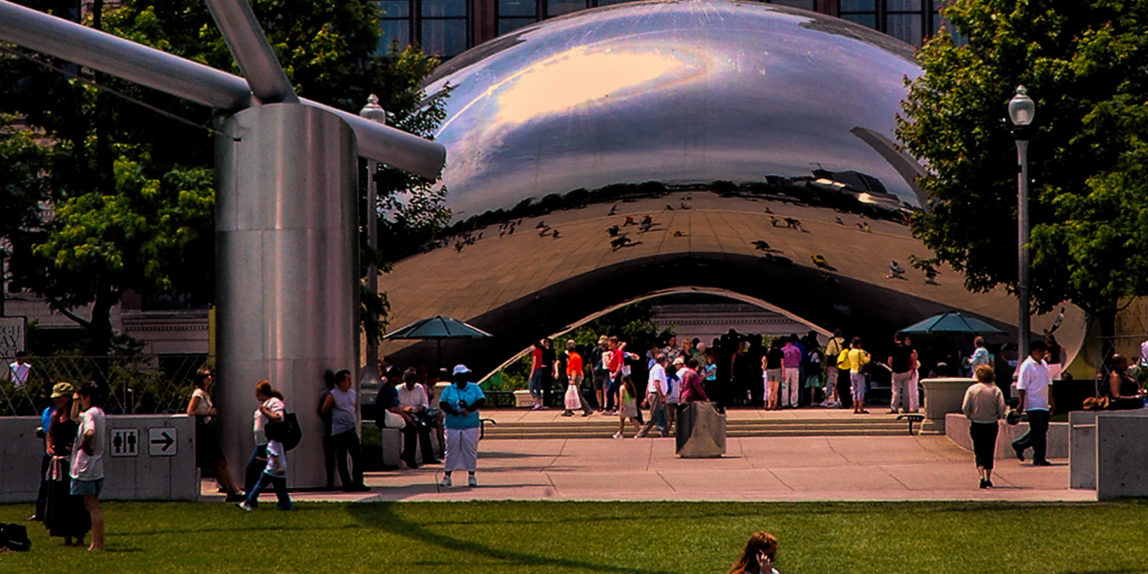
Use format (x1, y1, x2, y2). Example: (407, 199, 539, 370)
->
(498, 0, 537, 35)
(378, 0, 468, 59)
(839, 0, 877, 28)
(768, 0, 816, 10)
(838, 1, 949, 48)
(884, 0, 924, 47)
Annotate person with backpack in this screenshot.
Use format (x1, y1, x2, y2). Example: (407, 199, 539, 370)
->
(244, 380, 285, 496)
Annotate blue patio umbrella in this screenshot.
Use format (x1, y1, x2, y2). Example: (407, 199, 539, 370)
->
(383, 315, 493, 372)
(899, 312, 1005, 335)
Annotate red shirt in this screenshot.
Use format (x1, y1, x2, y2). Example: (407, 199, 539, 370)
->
(566, 352, 583, 378)
(531, 346, 543, 371)
(607, 348, 623, 374)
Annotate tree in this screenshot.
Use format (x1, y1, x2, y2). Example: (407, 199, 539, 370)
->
(897, 0, 1148, 359)
(0, 1, 449, 353)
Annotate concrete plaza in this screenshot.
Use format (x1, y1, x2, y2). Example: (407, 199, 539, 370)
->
(206, 409, 1093, 504)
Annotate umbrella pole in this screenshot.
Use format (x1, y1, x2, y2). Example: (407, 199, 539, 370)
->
(437, 339, 443, 375)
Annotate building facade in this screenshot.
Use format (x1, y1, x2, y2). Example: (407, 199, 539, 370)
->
(379, 0, 954, 59)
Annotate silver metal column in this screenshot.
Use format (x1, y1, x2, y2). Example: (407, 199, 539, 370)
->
(215, 103, 358, 488)
(1016, 138, 1031, 360)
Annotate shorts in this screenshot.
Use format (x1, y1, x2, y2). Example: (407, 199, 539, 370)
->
(71, 477, 104, 496)
(591, 371, 609, 391)
(765, 368, 782, 382)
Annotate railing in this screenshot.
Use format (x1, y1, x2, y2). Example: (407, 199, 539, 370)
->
(1, 354, 208, 416)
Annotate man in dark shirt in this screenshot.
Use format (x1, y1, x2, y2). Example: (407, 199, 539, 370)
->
(887, 332, 918, 414)
(376, 373, 433, 469)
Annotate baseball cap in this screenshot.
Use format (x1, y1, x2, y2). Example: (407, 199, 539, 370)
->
(452, 364, 472, 375)
(51, 382, 75, 398)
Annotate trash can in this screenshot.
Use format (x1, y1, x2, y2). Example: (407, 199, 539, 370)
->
(675, 401, 726, 458)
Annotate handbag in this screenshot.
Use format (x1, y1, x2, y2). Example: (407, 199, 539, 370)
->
(564, 385, 580, 410)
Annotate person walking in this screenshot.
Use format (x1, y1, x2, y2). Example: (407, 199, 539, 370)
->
(780, 336, 802, 408)
(845, 338, 871, 414)
(963, 365, 1006, 488)
(237, 421, 293, 511)
(1011, 340, 1053, 465)
(561, 340, 594, 417)
(614, 375, 642, 439)
(244, 380, 286, 494)
(887, 333, 917, 414)
(822, 330, 845, 407)
(438, 365, 486, 487)
(69, 382, 106, 551)
(637, 355, 669, 437)
(319, 370, 369, 491)
(528, 339, 548, 410)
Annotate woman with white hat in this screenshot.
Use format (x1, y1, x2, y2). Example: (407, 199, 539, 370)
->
(438, 365, 486, 487)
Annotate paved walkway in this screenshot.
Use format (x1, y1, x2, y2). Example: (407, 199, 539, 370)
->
(205, 410, 1093, 503)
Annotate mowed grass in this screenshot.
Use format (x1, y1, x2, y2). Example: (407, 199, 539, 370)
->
(2, 500, 1146, 573)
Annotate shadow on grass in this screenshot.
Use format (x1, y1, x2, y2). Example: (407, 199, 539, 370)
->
(345, 502, 678, 573)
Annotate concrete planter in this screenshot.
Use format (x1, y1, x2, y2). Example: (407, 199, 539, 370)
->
(514, 389, 533, 408)
(921, 377, 973, 433)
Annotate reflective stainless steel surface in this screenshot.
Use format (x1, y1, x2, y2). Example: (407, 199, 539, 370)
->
(205, 0, 298, 104)
(426, 0, 924, 220)
(216, 104, 358, 488)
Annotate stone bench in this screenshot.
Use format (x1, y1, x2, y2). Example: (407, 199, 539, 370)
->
(944, 413, 1069, 460)
(1070, 410, 1148, 500)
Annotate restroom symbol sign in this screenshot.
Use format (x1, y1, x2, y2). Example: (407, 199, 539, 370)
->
(110, 428, 139, 457)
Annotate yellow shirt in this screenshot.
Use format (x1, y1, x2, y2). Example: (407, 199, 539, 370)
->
(846, 348, 870, 373)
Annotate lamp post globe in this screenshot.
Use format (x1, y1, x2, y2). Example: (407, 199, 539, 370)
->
(1009, 85, 1035, 361)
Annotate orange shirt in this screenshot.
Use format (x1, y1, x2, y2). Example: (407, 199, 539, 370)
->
(566, 351, 583, 378)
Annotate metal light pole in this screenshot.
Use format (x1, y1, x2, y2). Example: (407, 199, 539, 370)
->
(359, 94, 385, 388)
(1009, 85, 1035, 360)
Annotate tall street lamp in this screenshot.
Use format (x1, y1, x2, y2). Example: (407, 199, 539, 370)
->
(359, 94, 386, 387)
(1009, 85, 1035, 360)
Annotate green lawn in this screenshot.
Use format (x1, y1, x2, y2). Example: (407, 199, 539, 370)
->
(2, 500, 1146, 573)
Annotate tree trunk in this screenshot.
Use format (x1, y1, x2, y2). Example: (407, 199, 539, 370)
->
(1096, 309, 1117, 368)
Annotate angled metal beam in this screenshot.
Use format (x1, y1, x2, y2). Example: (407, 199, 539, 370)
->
(204, 0, 298, 104)
(0, 0, 252, 110)
(0, 0, 446, 177)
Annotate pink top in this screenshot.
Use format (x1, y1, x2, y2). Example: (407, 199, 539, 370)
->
(680, 369, 709, 402)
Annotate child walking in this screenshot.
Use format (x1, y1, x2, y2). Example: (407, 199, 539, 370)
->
(238, 423, 293, 511)
(613, 375, 642, 439)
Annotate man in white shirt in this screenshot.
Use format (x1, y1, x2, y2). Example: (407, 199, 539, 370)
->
(1011, 340, 1054, 466)
(9, 352, 31, 388)
(637, 355, 669, 438)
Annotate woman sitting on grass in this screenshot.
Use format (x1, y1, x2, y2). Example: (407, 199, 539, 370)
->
(729, 530, 780, 574)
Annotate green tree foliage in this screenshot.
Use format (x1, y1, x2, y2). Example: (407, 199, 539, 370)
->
(897, 0, 1148, 355)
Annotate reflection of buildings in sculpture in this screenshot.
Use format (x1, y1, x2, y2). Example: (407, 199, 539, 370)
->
(376, 1, 1083, 374)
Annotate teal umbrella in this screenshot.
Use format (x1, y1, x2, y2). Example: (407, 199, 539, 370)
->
(899, 311, 1004, 335)
(383, 315, 493, 371)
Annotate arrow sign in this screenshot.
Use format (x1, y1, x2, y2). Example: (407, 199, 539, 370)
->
(148, 427, 177, 456)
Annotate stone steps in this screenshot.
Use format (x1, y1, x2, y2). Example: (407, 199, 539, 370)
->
(480, 415, 921, 440)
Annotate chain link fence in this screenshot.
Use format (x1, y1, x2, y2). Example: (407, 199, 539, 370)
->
(1, 354, 208, 416)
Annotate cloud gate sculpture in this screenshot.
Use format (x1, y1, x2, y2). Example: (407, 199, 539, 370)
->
(380, 0, 1078, 373)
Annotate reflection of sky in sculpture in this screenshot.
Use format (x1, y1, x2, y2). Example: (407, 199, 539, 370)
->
(425, 0, 922, 219)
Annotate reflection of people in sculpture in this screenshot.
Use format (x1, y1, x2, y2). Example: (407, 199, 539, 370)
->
(610, 235, 632, 251)
(887, 260, 906, 279)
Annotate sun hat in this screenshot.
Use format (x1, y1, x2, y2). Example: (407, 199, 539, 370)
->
(51, 382, 75, 398)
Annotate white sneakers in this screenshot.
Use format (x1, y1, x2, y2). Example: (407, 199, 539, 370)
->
(612, 432, 623, 439)
(439, 474, 478, 487)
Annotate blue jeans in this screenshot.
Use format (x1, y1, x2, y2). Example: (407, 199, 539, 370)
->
(244, 444, 268, 494)
(244, 472, 292, 510)
(528, 368, 544, 400)
(606, 375, 621, 411)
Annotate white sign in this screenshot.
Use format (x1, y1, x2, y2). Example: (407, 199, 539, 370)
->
(110, 428, 139, 457)
(0, 317, 25, 359)
(148, 427, 177, 456)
